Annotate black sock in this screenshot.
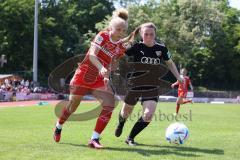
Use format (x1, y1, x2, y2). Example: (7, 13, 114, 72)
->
(119, 112, 126, 126)
(128, 117, 150, 140)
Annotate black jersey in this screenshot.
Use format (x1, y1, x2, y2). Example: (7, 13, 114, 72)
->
(123, 41, 171, 105)
(125, 41, 171, 78)
(126, 41, 171, 64)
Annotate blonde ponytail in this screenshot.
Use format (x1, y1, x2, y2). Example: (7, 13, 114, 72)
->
(112, 8, 128, 21)
(109, 8, 128, 29)
(122, 26, 140, 43)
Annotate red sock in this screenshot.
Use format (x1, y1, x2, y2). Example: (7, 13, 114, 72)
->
(183, 99, 192, 104)
(58, 107, 71, 125)
(176, 104, 180, 114)
(94, 106, 114, 134)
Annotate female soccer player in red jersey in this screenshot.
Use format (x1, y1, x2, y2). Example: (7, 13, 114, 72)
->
(171, 68, 193, 114)
(53, 8, 135, 149)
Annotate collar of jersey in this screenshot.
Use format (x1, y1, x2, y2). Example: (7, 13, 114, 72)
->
(139, 41, 156, 47)
(109, 32, 122, 44)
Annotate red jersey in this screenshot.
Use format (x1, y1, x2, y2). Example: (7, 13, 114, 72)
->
(70, 31, 126, 88)
(177, 76, 191, 92)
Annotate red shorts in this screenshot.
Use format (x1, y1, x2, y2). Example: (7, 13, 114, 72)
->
(70, 68, 104, 95)
(178, 91, 187, 98)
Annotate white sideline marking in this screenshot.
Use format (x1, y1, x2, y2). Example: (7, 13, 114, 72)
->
(210, 101, 225, 104)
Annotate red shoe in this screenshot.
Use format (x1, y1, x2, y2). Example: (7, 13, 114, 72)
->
(53, 127, 62, 143)
(88, 139, 103, 149)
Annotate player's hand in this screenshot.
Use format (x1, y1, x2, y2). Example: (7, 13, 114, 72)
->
(103, 77, 109, 85)
(100, 67, 108, 78)
(100, 67, 110, 85)
(171, 84, 175, 88)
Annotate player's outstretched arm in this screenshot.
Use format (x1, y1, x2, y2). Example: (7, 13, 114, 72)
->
(171, 81, 179, 88)
(165, 59, 183, 83)
(189, 81, 194, 91)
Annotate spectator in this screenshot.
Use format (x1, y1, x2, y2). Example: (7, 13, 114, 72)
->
(25, 80, 29, 87)
(20, 79, 25, 86)
(237, 96, 240, 103)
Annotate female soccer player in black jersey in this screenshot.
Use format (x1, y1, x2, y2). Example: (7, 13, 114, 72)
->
(115, 22, 183, 146)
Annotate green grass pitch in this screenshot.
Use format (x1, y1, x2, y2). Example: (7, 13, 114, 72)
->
(0, 102, 240, 160)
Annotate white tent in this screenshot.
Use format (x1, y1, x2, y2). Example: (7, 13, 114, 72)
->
(0, 74, 22, 83)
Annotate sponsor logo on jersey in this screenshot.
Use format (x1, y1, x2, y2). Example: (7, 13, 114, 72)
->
(156, 51, 162, 57)
(100, 46, 114, 58)
(91, 42, 114, 58)
(95, 35, 104, 45)
(141, 57, 161, 65)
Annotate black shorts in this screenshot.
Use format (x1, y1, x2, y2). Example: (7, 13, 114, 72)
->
(124, 86, 159, 106)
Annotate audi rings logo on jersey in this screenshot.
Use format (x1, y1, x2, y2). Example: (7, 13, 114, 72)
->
(141, 57, 161, 65)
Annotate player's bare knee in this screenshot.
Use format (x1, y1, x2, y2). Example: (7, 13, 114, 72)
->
(122, 104, 133, 118)
(177, 98, 183, 104)
(143, 112, 154, 122)
(101, 95, 115, 107)
(124, 106, 132, 113)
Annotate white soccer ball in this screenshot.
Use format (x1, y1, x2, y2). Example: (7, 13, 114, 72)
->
(165, 122, 189, 145)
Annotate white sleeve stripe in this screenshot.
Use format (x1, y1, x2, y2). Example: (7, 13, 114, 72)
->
(155, 42, 166, 47)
